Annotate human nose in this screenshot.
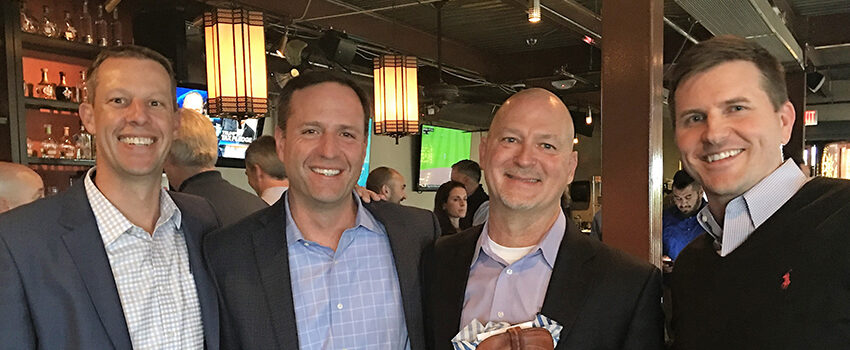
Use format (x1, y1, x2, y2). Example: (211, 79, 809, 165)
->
(125, 100, 151, 125)
(514, 141, 536, 167)
(702, 112, 728, 145)
(317, 132, 340, 158)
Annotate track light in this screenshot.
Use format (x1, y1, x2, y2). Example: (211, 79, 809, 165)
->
(528, 0, 541, 23)
(585, 107, 593, 125)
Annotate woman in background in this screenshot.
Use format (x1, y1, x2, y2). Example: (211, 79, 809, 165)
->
(434, 180, 467, 235)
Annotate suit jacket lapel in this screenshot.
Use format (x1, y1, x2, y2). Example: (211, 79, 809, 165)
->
(540, 221, 598, 339)
(181, 214, 220, 350)
(252, 201, 300, 349)
(58, 184, 133, 350)
(437, 227, 481, 343)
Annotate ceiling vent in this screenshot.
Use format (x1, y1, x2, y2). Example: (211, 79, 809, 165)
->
(675, 0, 803, 69)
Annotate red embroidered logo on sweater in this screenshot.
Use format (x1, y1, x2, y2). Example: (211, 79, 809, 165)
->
(781, 270, 792, 290)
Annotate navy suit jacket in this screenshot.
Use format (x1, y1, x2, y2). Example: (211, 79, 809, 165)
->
(0, 182, 221, 349)
(204, 198, 440, 350)
(425, 220, 665, 350)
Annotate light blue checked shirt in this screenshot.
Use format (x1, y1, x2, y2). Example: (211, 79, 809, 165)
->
(697, 159, 808, 257)
(285, 192, 409, 350)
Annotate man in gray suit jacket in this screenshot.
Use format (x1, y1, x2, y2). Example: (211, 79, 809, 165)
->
(204, 71, 439, 350)
(0, 46, 220, 349)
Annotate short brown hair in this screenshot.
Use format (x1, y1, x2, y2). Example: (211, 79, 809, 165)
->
(668, 35, 788, 122)
(245, 135, 287, 179)
(276, 71, 371, 133)
(86, 45, 177, 109)
(169, 108, 218, 168)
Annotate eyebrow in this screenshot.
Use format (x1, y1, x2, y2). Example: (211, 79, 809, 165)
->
(500, 127, 560, 140)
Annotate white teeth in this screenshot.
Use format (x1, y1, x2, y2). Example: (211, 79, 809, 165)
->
(311, 168, 340, 176)
(119, 136, 154, 146)
(705, 149, 742, 163)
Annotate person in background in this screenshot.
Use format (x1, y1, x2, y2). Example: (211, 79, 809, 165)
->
(164, 108, 268, 227)
(662, 170, 706, 262)
(669, 35, 850, 348)
(451, 159, 488, 229)
(0, 45, 220, 349)
(366, 166, 407, 204)
(425, 88, 663, 349)
(204, 71, 439, 350)
(245, 135, 289, 205)
(434, 180, 468, 235)
(0, 161, 44, 213)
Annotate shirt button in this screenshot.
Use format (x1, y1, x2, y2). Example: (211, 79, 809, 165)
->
(303, 242, 310, 247)
(506, 269, 513, 275)
(497, 311, 504, 318)
(337, 303, 343, 310)
(700, 215, 708, 222)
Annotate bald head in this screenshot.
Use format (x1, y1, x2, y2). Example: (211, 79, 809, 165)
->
(491, 88, 575, 140)
(0, 162, 44, 213)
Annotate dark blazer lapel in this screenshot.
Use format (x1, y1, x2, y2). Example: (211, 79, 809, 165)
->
(540, 221, 599, 339)
(251, 200, 299, 349)
(435, 227, 482, 344)
(58, 184, 133, 350)
(181, 214, 220, 350)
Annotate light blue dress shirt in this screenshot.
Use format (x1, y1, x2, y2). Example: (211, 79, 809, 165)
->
(697, 159, 808, 257)
(460, 209, 566, 328)
(285, 193, 409, 350)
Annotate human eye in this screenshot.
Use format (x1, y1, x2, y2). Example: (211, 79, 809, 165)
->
(728, 105, 747, 113)
(540, 143, 556, 151)
(501, 137, 518, 143)
(108, 97, 127, 105)
(680, 113, 706, 126)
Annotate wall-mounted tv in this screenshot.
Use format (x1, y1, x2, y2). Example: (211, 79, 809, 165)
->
(415, 125, 472, 191)
(176, 85, 264, 167)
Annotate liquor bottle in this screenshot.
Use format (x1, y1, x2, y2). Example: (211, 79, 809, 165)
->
(20, 0, 39, 34)
(41, 124, 59, 159)
(26, 137, 34, 157)
(75, 123, 93, 159)
(94, 5, 109, 47)
(79, 0, 94, 44)
(39, 5, 59, 38)
(35, 68, 56, 100)
(60, 127, 77, 159)
(61, 11, 77, 41)
(77, 71, 88, 103)
(111, 6, 123, 46)
(56, 72, 75, 102)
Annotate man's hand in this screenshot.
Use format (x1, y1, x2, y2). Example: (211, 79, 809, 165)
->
(355, 185, 386, 203)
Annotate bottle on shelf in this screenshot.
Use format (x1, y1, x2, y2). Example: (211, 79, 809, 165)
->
(60, 127, 77, 159)
(75, 123, 93, 159)
(94, 4, 109, 47)
(19, 0, 39, 34)
(26, 137, 34, 157)
(41, 124, 59, 159)
(77, 71, 88, 103)
(56, 72, 75, 102)
(111, 6, 123, 46)
(61, 11, 77, 41)
(79, 0, 94, 45)
(39, 5, 59, 38)
(35, 68, 56, 100)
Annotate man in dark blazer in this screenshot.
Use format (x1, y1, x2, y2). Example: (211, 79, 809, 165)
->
(0, 46, 220, 349)
(163, 108, 268, 227)
(204, 71, 439, 350)
(425, 88, 663, 349)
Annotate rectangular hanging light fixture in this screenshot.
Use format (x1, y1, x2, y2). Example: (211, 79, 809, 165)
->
(373, 55, 419, 142)
(204, 8, 268, 119)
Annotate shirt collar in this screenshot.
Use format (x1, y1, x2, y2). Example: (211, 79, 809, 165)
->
(471, 208, 566, 268)
(84, 167, 182, 246)
(697, 158, 808, 245)
(283, 190, 383, 246)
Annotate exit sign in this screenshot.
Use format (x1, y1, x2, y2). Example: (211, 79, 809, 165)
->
(805, 110, 818, 126)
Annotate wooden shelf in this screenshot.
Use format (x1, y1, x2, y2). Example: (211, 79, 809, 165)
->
(20, 32, 101, 60)
(24, 97, 80, 112)
(28, 157, 95, 167)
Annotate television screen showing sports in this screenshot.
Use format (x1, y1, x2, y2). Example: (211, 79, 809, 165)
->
(418, 125, 471, 191)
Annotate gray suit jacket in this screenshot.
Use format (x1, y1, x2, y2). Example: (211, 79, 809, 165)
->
(204, 198, 440, 350)
(178, 170, 268, 227)
(0, 182, 221, 350)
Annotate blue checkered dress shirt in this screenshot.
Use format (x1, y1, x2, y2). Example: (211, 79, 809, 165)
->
(285, 192, 410, 350)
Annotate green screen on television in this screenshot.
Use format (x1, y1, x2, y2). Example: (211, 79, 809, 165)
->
(418, 125, 471, 190)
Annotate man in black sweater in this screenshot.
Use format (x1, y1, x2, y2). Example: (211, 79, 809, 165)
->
(451, 159, 488, 229)
(668, 35, 850, 348)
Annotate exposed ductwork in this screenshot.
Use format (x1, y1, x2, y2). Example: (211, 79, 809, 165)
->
(675, 0, 804, 70)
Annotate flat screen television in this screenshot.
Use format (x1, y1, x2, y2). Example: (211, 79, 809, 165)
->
(176, 85, 264, 167)
(415, 125, 471, 191)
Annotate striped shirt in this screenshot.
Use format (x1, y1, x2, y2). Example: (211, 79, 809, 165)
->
(697, 159, 808, 257)
(84, 168, 204, 349)
(285, 192, 409, 350)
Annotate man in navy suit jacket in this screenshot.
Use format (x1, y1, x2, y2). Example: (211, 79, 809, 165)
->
(0, 45, 220, 349)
